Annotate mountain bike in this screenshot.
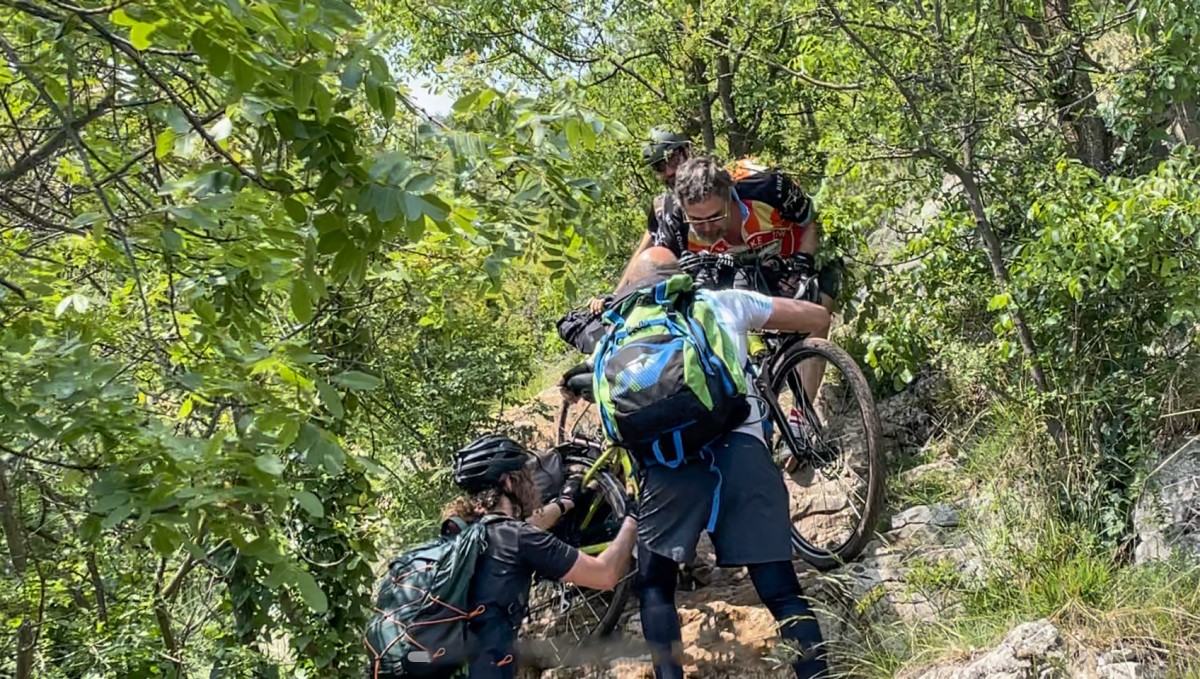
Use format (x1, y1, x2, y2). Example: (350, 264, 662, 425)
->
(520, 429, 638, 667)
(555, 249, 885, 571)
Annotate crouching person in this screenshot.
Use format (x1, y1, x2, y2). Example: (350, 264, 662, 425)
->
(365, 434, 637, 679)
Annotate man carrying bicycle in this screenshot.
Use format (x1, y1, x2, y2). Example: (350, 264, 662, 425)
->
(609, 247, 830, 679)
(659, 154, 840, 307)
(660, 154, 839, 411)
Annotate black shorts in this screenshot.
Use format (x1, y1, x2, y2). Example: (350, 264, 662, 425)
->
(636, 432, 793, 566)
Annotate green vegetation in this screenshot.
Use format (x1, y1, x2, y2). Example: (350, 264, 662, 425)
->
(2, 0, 1199, 676)
(835, 394, 1200, 676)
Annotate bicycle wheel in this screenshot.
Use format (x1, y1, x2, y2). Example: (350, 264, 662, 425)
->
(522, 469, 635, 666)
(765, 337, 884, 571)
(555, 395, 604, 447)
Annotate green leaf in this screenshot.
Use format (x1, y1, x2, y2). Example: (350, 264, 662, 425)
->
(162, 229, 183, 252)
(55, 293, 90, 317)
(379, 86, 396, 120)
(316, 380, 344, 418)
(313, 83, 333, 122)
(209, 117, 233, 142)
(405, 213, 426, 242)
(111, 9, 136, 26)
(566, 118, 583, 150)
(291, 278, 314, 323)
(452, 90, 481, 112)
(293, 73, 315, 111)
(317, 229, 348, 254)
(254, 454, 285, 476)
(315, 170, 340, 199)
(244, 537, 284, 564)
(293, 569, 328, 613)
(155, 129, 176, 159)
(93, 491, 130, 514)
(406, 173, 436, 193)
(191, 29, 228, 76)
(284, 198, 307, 223)
(341, 63, 364, 89)
(102, 503, 135, 530)
(332, 247, 360, 283)
(232, 57, 258, 92)
(987, 292, 1011, 312)
(294, 490, 325, 518)
(130, 22, 157, 51)
(331, 370, 381, 391)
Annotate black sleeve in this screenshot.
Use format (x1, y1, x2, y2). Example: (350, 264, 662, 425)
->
(775, 173, 815, 225)
(518, 523, 580, 581)
(649, 200, 687, 257)
(645, 204, 658, 234)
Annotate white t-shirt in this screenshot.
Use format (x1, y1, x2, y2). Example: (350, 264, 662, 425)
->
(697, 289, 775, 442)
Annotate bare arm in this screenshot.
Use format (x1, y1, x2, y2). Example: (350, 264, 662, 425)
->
(528, 498, 573, 531)
(559, 517, 637, 591)
(762, 297, 831, 336)
(614, 231, 654, 291)
(798, 217, 820, 256)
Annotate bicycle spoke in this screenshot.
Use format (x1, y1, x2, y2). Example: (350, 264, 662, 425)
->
(771, 347, 880, 559)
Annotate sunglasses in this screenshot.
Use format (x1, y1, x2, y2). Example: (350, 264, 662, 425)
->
(684, 199, 731, 226)
(649, 158, 669, 173)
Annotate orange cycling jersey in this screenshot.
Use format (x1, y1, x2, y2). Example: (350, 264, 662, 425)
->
(649, 159, 816, 258)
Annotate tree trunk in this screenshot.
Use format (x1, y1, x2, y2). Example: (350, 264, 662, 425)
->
(940, 150, 1068, 448)
(1171, 99, 1200, 147)
(683, 51, 717, 151)
(1021, 0, 1115, 173)
(713, 37, 751, 157)
(0, 460, 36, 679)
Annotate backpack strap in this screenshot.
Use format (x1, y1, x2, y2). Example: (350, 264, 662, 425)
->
(653, 280, 670, 305)
(441, 516, 470, 536)
(703, 446, 723, 533)
(650, 430, 687, 469)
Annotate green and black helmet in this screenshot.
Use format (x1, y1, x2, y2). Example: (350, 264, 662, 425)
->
(642, 129, 692, 169)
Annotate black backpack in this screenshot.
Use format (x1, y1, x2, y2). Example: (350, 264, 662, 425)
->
(556, 308, 607, 355)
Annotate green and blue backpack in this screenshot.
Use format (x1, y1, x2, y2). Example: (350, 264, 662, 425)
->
(364, 515, 505, 679)
(591, 273, 749, 469)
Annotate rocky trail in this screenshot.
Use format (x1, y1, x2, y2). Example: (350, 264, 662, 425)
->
(504, 375, 1200, 679)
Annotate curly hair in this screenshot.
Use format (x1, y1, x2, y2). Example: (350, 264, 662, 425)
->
(442, 468, 539, 523)
(672, 155, 734, 206)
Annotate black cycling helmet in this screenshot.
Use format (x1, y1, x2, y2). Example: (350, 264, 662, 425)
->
(642, 129, 692, 168)
(453, 434, 532, 493)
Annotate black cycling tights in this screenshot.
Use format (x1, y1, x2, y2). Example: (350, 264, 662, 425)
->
(638, 546, 829, 679)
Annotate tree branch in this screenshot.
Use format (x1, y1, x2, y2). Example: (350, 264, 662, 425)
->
(0, 91, 115, 187)
(0, 458, 35, 679)
(0, 32, 156, 338)
(822, 0, 928, 133)
(0, 442, 103, 471)
(64, 11, 276, 191)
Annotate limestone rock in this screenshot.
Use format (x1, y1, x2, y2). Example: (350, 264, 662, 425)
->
(875, 370, 947, 458)
(1096, 663, 1164, 679)
(885, 503, 962, 547)
(1134, 437, 1200, 563)
(915, 620, 1065, 679)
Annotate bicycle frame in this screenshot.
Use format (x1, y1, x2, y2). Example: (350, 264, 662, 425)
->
(751, 332, 826, 466)
(561, 438, 638, 556)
